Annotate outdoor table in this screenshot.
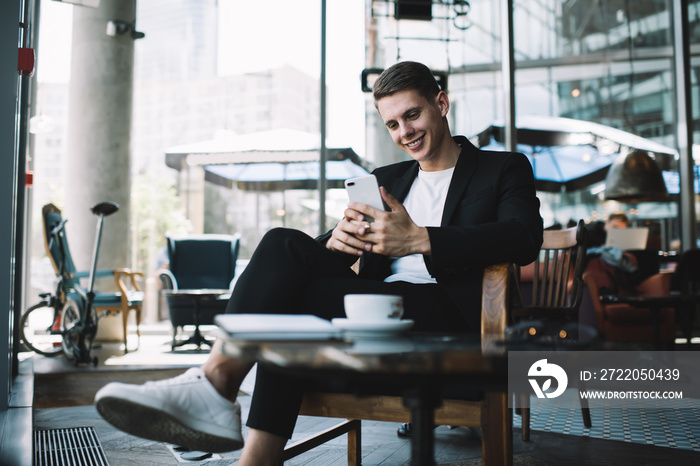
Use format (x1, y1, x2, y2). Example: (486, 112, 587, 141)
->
(218, 333, 509, 466)
(162, 289, 230, 350)
(600, 293, 700, 349)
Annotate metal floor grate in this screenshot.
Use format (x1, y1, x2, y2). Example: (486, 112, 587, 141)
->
(34, 426, 110, 466)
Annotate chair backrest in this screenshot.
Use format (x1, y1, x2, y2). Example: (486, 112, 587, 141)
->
(167, 234, 240, 289)
(42, 203, 78, 287)
(519, 220, 588, 314)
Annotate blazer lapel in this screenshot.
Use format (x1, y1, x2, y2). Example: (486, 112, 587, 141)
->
(389, 163, 419, 203)
(441, 138, 479, 225)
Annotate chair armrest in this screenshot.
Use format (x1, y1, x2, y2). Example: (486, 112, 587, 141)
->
(635, 273, 672, 297)
(114, 268, 145, 304)
(159, 269, 178, 291)
(481, 263, 510, 336)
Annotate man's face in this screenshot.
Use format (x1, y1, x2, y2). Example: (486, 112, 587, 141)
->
(606, 218, 629, 230)
(376, 89, 449, 166)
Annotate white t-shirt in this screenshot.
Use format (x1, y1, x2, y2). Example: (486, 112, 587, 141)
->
(384, 166, 455, 284)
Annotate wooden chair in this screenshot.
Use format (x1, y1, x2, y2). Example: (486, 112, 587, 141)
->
(282, 262, 513, 466)
(513, 220, 588, 322)
(511, 220, 590, 441)
(114, 268, 145, 351)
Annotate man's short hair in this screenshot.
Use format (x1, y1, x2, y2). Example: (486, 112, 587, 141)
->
(608, 211, 629, 224)
(372, 61, 441, 105)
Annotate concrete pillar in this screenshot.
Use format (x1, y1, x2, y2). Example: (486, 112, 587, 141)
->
(64, 0, 136, 275)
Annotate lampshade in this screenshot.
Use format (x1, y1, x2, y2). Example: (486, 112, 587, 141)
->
(604, 148, 670, 202)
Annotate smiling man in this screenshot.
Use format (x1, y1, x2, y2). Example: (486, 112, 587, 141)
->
(95, 61, 543, 465)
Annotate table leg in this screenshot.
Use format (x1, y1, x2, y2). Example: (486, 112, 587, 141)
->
(403, 388, 440, 466)
(171, 297, 213, 350)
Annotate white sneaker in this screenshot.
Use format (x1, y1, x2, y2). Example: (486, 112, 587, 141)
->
(95, 367, 244, 452)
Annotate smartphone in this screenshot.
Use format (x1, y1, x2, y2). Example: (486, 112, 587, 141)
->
(345, 174, 383, 222)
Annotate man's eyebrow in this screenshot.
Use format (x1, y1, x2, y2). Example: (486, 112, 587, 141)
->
(402, 105, 422, 118)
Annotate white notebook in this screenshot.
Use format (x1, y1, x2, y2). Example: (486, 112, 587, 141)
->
(605, 227, 649, 250)
(215, 314, 341, 340)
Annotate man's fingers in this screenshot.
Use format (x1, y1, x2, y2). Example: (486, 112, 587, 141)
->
(328, 227, 372, 255)
(380, 187, 403, 212)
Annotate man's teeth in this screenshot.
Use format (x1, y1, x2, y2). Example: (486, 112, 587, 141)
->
(407, 137, 422, 147)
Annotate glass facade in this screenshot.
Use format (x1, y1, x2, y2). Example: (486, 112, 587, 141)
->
(368, 0, 700, 248)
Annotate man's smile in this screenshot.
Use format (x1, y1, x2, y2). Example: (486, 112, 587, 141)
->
(406, 135, 424, 149)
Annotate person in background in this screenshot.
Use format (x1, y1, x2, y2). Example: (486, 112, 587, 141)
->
(605, 211, 630, 230)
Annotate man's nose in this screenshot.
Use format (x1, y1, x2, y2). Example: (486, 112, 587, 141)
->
(399, 122, 414, 139)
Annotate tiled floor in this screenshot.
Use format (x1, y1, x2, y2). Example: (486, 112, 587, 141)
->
(514, 389, 700, 452)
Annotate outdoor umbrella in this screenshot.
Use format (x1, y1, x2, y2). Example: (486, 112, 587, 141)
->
(473, 116, 677, 193)
(165, 129, 370, 227)
(165, 129, 370, 190)
(204, 159, 369, 191)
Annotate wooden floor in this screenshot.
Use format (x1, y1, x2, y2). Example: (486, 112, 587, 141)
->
(28, 330, 700, 465)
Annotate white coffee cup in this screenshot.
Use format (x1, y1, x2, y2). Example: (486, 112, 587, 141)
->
(343, 294, 404, 321)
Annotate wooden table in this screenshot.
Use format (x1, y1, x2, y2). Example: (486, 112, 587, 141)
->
(162, 289, 230, 350)
(219, 333, 509, 465)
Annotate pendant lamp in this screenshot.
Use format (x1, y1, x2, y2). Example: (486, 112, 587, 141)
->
(604, 148, 670, 202)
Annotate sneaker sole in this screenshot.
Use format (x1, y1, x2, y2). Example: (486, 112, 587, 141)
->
(96, 396, 243, 453)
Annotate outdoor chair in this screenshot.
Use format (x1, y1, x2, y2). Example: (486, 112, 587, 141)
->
(511, 220, 591, 441)
(159, 234, 240, 349)
(282, 262, 513, 465)
(42, 203, 144, 353)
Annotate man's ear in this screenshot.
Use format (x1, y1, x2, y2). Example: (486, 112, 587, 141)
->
(436, 91, 450, 117)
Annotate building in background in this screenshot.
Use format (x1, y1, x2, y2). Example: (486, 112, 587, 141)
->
(366, 0, 700, 246)
(31, 0, 322, 272)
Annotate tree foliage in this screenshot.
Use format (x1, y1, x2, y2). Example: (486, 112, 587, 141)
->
(131, 173, 191, 274)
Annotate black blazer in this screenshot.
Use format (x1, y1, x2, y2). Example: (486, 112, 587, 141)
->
(320, 136, 543, 331)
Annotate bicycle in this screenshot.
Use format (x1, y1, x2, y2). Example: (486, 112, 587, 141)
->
(20, 201, 121, 365)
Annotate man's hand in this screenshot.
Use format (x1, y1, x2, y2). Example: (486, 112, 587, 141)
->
(326, 187, 431, 257)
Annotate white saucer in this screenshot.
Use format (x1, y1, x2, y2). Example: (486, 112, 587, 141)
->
(331, 318, 414, 338)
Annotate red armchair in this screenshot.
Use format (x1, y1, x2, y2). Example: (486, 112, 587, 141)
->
(582, 254, 674, 345)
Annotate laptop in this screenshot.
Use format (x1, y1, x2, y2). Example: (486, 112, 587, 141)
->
(605, 227, 649, 250)
(215, 314, 341, 341)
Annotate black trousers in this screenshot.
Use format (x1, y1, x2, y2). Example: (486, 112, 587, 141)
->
(225, 228, 470, 438)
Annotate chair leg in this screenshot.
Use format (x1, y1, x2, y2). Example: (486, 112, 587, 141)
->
(122, 309, 129, 354)
(481, 392, 512, 466)
(347, 419, 361, 466)
(281, 419, 360, 464)
(134, 306, 142, 350)
(578, 380, 592, 428)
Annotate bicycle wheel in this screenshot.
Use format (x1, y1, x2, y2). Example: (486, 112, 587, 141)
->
(19, 301, 64, 357)
(61, 298, 98, 361)
(60, 299, 81, 360)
